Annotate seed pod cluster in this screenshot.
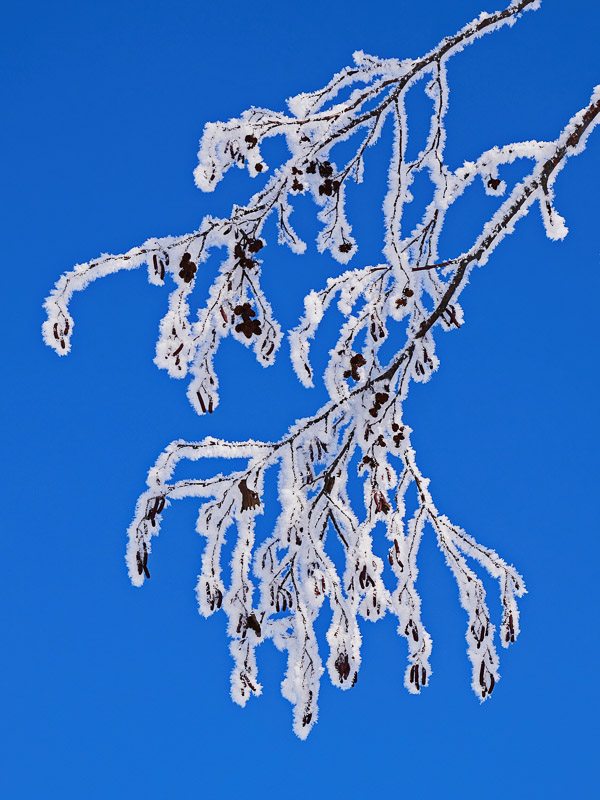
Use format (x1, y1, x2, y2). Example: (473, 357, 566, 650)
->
(234, 303, 262, 339)
(206, 582, 223, 612)
(369, 392, 389, 418)
(343, 352, 366, 381)
(395, 285, 414, 308)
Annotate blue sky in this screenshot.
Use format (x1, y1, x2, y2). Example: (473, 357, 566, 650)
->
(2, 0, 599, 797)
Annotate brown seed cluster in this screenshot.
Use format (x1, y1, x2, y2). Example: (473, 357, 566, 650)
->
(305, 159, 340, 197)
(234, 303, 262, 339)
(228, 133, 264, 172)
(361, 454, 376, 470)
(391, 422, 405, 448)
(291, 162, 352, 256)
(395, 285, 414, 308)
(234, 234, 263, 271)
(178, 252, 197, 283)
(343, 352, 366, 382)
(291, 165, 304, 192)
(369, 392, 389, 418)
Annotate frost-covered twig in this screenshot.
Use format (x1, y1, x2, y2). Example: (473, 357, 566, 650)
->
(45, 0, 599, 738)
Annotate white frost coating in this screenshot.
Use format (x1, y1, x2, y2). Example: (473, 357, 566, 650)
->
(45, 0, 600, 738)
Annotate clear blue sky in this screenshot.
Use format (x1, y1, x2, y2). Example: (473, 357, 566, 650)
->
(2, 1, 599, 797)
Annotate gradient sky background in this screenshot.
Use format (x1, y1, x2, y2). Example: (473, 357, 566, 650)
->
(2, 1, 599, 797)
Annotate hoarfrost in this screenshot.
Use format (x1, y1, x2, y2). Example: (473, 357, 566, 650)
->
(44, 0, 599, 738)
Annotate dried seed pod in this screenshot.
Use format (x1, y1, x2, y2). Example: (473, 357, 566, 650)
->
(246, 613, 262, 637)
(238, 479, 260, 511)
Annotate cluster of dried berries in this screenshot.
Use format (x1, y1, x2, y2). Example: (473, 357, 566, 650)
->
(343, 352, 367, 381)
(305, 159, 340, 197)
(361, 454, 376, 470)
(291, 165, 304, 192)
(391, 422, 405, 448)
(395, 285, 414, 309)
(233, 233, 264, 272)
(178, 252, 197, 283)
(369, 391, 389, 418)
(234, 303, 262, 339)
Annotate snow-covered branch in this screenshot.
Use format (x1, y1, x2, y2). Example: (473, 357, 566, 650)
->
(44, 0, 599, 737)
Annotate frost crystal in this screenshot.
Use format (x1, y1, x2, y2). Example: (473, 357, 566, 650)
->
(44, 0, 600, 738)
